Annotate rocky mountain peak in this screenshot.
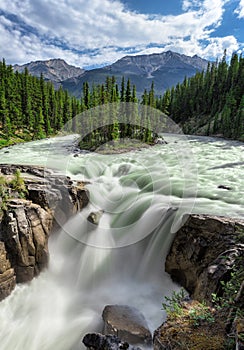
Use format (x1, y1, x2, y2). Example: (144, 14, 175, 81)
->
(103, 50, 209, 82)
(14, 59, 84, 85)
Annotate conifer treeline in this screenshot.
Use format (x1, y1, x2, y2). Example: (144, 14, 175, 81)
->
(81, 76, 137, 108)
(0, 60, 140, 145)
(148, 52, 243, 140)
(0, 59, 82, 141)
(0, 61, 149, 147)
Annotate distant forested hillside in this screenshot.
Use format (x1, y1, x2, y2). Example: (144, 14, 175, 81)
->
(150, 52, 243, 141)
(0, 61, 139, 147)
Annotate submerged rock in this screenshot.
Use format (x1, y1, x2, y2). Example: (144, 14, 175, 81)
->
(218, 185, 232, 190)
(102, 305, 152, 346)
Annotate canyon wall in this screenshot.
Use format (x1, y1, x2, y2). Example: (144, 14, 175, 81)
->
(0, 164, 89, 300)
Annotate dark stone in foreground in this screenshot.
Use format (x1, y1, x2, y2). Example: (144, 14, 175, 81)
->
(83, 333, 130, 350)
(102, 305, 152, 346)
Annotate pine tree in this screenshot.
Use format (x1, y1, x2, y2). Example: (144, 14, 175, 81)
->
(34, 108, 45, 139)
(148, 82, 156, 108)
(83, 82, 90, 109)
(125, 79, 132, 102)
(132, 85, 137, 103)
(120, 77, 125, 102)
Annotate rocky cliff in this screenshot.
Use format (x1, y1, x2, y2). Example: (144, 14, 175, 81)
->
(0, 164, 89, 301)
(165, 214, 244, 302)
(154, 214, 244, 350)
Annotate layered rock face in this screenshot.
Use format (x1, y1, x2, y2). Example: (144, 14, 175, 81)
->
(0, 164, 89, 300)
(2, 199, 53, 284)
(0, 241, 15, 300)
(165, 214, 244, 302)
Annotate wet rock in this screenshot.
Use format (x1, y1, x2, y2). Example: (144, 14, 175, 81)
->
(154, 137, 167, 145)
(87, 210, 104, 225)
(0, 164, 50, 177)
(218, 185, 232, 190)
(165, 214, 244, 302)
(27, 183, 62, 210)
(82, 333, 130, 350)
(102, 305, 152, 346)
(0, 164, 89, 224)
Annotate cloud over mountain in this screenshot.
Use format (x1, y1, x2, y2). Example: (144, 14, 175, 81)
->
(0, 0, 243, 68)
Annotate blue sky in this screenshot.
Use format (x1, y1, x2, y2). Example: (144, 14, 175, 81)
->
(0, 0, 243, 69)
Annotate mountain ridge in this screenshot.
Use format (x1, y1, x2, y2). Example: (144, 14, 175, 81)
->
(14, 58, 84, 88)
(14, 51, 210, 97)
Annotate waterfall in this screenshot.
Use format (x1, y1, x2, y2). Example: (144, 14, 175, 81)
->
(0, 135, 243, 350)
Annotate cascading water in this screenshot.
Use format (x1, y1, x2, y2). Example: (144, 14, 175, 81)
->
(0, 134, 243, 350)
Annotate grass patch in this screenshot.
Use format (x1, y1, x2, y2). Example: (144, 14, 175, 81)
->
(0, 170, 28, 213)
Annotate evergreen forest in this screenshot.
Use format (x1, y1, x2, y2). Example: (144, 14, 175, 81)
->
(152, 52, 243, 140)
(0, 52, 243, 149)
(0, 59, 82, 147)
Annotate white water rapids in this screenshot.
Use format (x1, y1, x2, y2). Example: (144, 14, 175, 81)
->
(0, 134, 243, 350)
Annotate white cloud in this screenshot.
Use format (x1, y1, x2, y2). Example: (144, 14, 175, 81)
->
(235, 0, 244, 18)
(182, 0, 202, 11)
(0, 0, 242, 68)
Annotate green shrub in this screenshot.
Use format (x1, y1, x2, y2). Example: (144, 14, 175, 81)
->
(10, 170, 28, 198)
(162, 288, 187, 318)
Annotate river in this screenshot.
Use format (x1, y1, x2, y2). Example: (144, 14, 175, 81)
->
(0, 134, 243, 350)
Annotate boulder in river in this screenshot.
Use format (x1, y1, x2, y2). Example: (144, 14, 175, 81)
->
(218, 185, 232, 190)
(87, 210, 104, 225)
(102, 305, 152, 346)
